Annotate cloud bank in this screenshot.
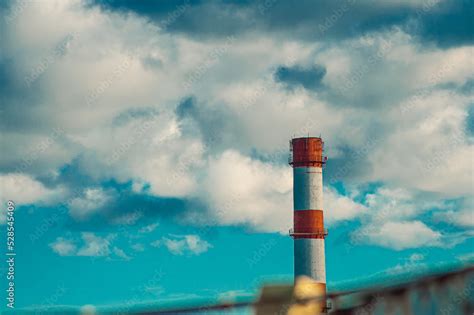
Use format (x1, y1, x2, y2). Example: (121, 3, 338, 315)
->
(1, 0, 472, 251)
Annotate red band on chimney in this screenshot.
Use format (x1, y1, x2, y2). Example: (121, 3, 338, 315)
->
(293, 210, 326, 239)
(290, 137, 325, 168)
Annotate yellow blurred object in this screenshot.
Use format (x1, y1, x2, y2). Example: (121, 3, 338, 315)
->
(255, 276, 325, 315)
(288, 276, 325, 315)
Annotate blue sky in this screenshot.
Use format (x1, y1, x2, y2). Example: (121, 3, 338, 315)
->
(0, 0, 473, 313)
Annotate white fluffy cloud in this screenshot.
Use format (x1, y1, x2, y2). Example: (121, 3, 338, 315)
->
(364, 187, 425, 220)
(77, 233, 114, 256)
(370, 90, 473, 197)
(339, 186, 474, 250)
(195, 150, 293, 233)
(49, 237, 77, 256)
(154, 235, 212, 255)
(0, 173, 61, 205)
(362, 221, 442, 250)
(0, 173, 64, 224)
(112, 247, 131, 260)
(433, 197, 474, 228)
(69, 188, 114, 220)
(139, 222, 160, 233)
(324, 186, 367, 225)
(49, 233, 122, 258)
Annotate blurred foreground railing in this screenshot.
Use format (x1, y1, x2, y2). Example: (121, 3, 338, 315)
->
(130, 265, 473, 315)
(5, 265, 473, 314)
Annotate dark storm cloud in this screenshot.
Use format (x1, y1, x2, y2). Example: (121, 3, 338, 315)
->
(37, 161, 189, 230)
(64, 191, 189, 232)
(0, 29, 78, 134)
(113, 108, 161, 126)
(175, 96, 198, 119)
(274, 65, 326, 91)
(91, 0, 472, 47)
(90, 0, 252, 35)
(466, 104, 474, 136)
(175, 96, 235, 150)
(408, 0, 474, 48)
(99, 189, 187, 221)
(0, 59, 37, 129)
(325, 141, 377, 185)
(458, 79, 474, 94)
(46, 157, 100, 188)
(90, 0, 404, 39)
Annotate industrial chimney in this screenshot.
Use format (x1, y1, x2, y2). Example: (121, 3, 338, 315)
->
(289, 137, 328, 311)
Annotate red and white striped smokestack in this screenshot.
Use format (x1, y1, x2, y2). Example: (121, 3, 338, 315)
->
(289, 137, 328, 307)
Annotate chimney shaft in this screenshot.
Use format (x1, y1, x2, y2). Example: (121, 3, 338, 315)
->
(289, 137, 327, 295)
